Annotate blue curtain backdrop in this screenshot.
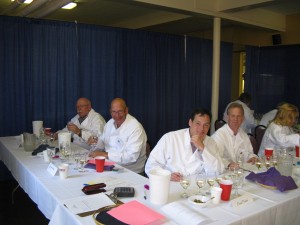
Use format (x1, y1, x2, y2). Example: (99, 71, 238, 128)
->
(0, 16, 233, 146)
(245, 45, 300, 114)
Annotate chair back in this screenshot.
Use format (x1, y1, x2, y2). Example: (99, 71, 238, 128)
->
(255, 125, 267, 150)
(248, 133, 259, 155)
(214, 119, 226, 131)
(146, 141, 152, 158)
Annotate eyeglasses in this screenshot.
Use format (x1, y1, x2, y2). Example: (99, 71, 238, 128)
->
(111, 110, 125, 115)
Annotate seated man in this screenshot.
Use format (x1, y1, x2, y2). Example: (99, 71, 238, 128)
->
(56, 97, 106, 149)
(213, 102, 257, 169)
(223, 92, 257, 134)
(145, 108, 225, 182)
(89, 98, 147, 174)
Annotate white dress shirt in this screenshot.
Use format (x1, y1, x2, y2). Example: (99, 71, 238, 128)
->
(223, 100, 257, 134)
(145, 129, 225, 176)
(258, 122, 300, 156)
(95, 114, 147, 174)
(61, 109, 106, 149)
(259, 109, 277, 127)
(212, 124, 257, 167)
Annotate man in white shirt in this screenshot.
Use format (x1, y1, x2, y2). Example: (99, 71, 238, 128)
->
(145, 108, 225, 182)
(89, 98, 147, 174)
(213, 103, 257, 169)
(259, 109, 278, 127)
(56, 97, 106, 149)
(223, 93, 257, 134)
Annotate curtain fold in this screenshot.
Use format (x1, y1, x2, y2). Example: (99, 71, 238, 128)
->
(0, 16, 232, 145)
(246, 45, 300, 114)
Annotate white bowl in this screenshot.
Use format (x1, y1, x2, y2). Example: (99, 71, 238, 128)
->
(188, 195, 210, 208)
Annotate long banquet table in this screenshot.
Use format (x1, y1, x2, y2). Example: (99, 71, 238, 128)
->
(1, 136, 300, 225)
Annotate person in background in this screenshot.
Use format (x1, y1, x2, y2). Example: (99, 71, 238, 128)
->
(56, 97, 106, 149)
(223, 92, 257, 134)
(213, 103, 257, 169)
(89, 98, 147, 175)
(258, 103, 300, 156)
(145, 108, 225, 182)
(259, 102, 286, 127)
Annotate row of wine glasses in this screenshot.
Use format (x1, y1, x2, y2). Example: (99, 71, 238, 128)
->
(179, 169, 245, 199)
(179, 170, 222, 198)
(255, 155, 277, 170)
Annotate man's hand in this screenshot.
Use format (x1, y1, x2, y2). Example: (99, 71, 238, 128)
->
(67, 123, 80, 136)
(190, 135, 205, 151)
(89, 150, 108, 159)
(228, 162, 239, 170)
(247, 156, 258, 164)
(170, 172, 182, 182)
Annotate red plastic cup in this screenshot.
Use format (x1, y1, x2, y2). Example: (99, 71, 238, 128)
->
(44, 128, 51, 136)
(220, 180, 233, 201)
(95, 156, 105, 172)
(264, 148, 273, 157)
(296, 146, 299, 157)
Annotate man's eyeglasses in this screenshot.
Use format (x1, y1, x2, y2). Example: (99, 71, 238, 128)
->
(111, 110, 125, 115)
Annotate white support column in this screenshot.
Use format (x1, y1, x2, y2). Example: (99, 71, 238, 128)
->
(211, 17, 221, 134)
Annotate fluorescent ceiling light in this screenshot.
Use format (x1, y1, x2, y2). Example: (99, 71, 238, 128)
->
(62, 2, 77, 9)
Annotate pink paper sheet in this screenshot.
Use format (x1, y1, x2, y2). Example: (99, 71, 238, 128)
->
(107, 200, 165, 225)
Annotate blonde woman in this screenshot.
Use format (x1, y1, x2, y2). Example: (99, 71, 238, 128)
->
(258, 103, 299, 156)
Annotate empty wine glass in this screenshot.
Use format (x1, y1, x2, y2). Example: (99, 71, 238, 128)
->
(232, 168, 244, 197)
(78, 152, 88, 172)
(73, 150, 81, 170)
(195, 170, 206, 195)
(179, 172, 191, 198)
(236, 152, 244, 168)
(90, 130, 99, 148)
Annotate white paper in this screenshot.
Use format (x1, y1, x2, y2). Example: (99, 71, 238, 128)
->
(63, 193, 115, 214)
(47, 163, 58, 176)
(161, 202, 210, 225)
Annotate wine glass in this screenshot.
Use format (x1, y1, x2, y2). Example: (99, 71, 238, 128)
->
(195, 171, 206, 195)
(232, 168, 244, 197)
(264, 156, 272, 170)
(73, 150, 81, 170)
(255, 158, 263, 171)
(272, 154, 278, 167)
(236, 152, 244, 168)
(90, 130, 99, 148)
(206, 171, 217, 194)
(179, 173, 191, 198)
(78, 152, 88, 172)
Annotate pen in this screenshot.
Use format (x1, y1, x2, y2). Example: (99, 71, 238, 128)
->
(144, 184, 149, 200)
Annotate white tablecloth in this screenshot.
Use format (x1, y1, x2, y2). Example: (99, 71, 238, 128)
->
(1, 136, 300, 225)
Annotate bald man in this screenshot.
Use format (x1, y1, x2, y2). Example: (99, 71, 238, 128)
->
(89, 98, 147, 174)
(57, 97, 106, 149)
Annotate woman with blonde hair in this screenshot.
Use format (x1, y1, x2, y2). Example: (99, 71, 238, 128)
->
(258, 103, 299, 156)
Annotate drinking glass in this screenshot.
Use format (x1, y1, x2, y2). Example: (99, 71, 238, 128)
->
(264, 155, 272, 170)
(206, 171, 216, 194)
(179, 173, 191, 198)
(255, 158, 263, 171)
(236, 152, 244, 168)
(73, 150, 81, 170)
(90, 130, 98, 148)
(232, 168, 244, 197)
(195, 171, 206, 195)
(272, 154, 278, 167)
(78, 152, 88, 172)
